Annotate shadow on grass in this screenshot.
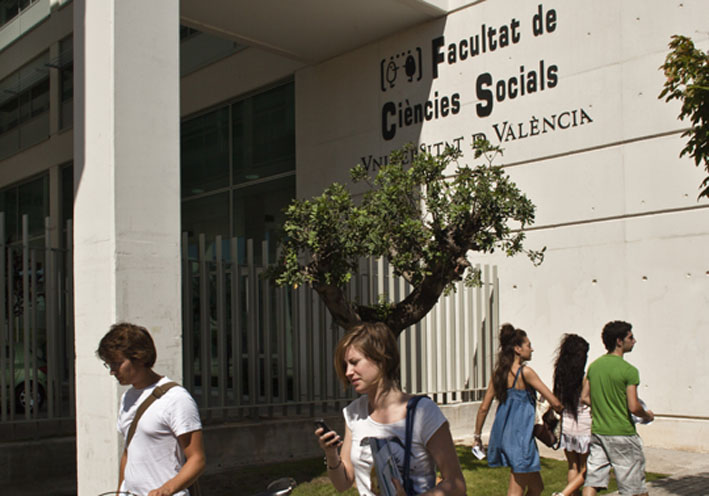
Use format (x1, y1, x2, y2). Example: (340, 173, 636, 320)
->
(200, 444, 668, 496)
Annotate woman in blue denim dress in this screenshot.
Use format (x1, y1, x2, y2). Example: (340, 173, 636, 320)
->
(473, 324, 563, 496)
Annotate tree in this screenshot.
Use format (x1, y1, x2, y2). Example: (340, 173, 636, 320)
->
(269, 140, 544, 337)
(659, 35, 709, 200)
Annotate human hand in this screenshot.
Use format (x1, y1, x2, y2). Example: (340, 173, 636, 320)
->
(392, 477, 407, 496)
(473, 436, 483, 449)
(644, 409, 655, 423)
(147, 482, 176, 496)
(315, 426, 342, 453)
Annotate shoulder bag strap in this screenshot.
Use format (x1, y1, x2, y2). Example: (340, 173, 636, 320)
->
(402, 395, 427, 496)
(125, 381, 179, 449)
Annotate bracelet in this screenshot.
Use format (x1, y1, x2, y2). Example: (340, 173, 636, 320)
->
(326, 458, 342, 470)
(474, 433, 482, 440)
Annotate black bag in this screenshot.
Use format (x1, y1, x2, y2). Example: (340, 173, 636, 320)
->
(533, 401, 562, 449)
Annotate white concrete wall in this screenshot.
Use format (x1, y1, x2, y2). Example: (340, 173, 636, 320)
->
(295, 0, 709, 451)
(73, 1, 181, 494)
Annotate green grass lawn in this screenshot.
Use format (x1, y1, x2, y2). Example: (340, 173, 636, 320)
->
(208, 445, 666, 495)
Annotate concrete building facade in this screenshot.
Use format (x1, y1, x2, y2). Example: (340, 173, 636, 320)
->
(0, 0, 707, 493)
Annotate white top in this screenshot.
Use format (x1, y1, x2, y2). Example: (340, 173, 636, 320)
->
(344, 395, 447, 495)
(117, 376, 202, 496)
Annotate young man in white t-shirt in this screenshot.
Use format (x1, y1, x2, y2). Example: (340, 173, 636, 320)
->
(98, 322, 205, 496)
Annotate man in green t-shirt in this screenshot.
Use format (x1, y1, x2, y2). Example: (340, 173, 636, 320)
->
(582, 321, 654, 496)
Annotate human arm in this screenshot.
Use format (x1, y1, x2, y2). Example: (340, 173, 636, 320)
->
(626, 384, 654, 422)
(522, 366, 563, 413)
(147, 430, 206, 496)
(580, 377, 590, 407)
(473, 379, 495, 449)
(316, 423, 355, 492)
(117, 449, 127, 494)
(418, 422, 466, 495)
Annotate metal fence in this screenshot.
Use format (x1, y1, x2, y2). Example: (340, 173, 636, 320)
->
(0, 214, 75, 439)
(182, 233, 500, 421)
(0, 221, 499, 437)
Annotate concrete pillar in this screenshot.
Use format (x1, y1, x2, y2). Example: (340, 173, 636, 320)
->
(72, 1, 180, 495)
(48, 41, 60, 136)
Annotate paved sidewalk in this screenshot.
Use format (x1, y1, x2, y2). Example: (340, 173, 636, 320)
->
(537, 443, 709, 495)
(6, 443, 709, 495)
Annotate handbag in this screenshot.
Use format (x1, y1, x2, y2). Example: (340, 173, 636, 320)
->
(532, 397, 562, 449)
(125, 381, 202, 496)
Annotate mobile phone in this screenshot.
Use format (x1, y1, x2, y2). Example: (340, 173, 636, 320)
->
(314, 418, 331, 434)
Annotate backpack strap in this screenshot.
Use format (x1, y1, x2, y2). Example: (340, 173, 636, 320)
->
(125, 381, 179, 449)
(402, 395, 427, 496)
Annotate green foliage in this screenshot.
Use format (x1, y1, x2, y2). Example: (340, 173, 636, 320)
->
(270, 139, 544, 331)
(659, 35, 709, 200)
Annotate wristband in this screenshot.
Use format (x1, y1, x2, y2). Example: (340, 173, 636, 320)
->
(327, 458, 342, 470)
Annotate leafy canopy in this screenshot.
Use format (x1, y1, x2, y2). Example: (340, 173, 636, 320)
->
(659, 35, 709, 200)
(270, 139, 544, 335)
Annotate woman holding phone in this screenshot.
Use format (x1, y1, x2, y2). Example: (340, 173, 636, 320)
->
(314, 322, 466, 495)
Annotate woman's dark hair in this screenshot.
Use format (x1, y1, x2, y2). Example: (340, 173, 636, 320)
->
(552, 333, 589, 419)
(334, 322, 400, 389)
(492, 323, 528, 402)
(97, 322, 157, 368)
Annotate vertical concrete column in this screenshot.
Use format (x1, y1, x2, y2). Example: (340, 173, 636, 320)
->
(72, 1, 180, 495)
(48, 42, 60, 135)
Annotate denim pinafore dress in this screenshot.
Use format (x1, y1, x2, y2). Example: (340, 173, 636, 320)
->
(486, 365, 540, 473)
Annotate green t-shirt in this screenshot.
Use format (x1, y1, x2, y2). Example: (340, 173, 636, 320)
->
(586, 354, 640, 436)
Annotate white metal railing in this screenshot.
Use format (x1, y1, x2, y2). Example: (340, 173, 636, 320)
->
(0, 213, 75, 437)
(182, 233, 499, 420)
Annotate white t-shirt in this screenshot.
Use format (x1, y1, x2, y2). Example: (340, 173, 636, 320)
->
(344, 395, 447, 495)
(117, 376, 202, 496)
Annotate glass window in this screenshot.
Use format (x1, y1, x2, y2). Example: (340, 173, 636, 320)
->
(232, 83, 294, 184)
(30, 78, 49, 117)
(0, 188, 18, 243)
(180, 81, 295, 258)
(181, 107, 229, 196)
(0, 96, 19, 134)
(0, 51, 50, 155)
(0, 0, 39, 31)
(18, 175, 49, 239)
(0, 174, 48, 243)
(233, 175, 295, 263)
(182, 192, 230, 249)
(0, 0, 20, 27)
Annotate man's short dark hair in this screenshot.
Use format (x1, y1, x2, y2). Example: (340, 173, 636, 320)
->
(601, 320, 632, 352)
(97, 322, 157, 367)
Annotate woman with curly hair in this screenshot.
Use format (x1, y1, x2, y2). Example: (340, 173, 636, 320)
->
(551, 334, 591, 496)
(473, 323, 562, 496)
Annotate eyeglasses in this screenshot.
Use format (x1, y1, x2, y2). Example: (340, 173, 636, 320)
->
(103, 361, 123, 371)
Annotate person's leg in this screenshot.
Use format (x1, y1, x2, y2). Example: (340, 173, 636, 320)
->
(605, 435, 647, 496)
(567, 452, 589, 496)
(566, 450, 580, 486)
(581, 487, 597, 496)
(507, 471, 524, 496)
(524, 472, 544, 496)
(508, 472, 543, 496)
(583, 435, 611, 496)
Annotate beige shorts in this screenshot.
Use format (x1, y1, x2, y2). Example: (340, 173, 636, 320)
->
(584, 434, 647, 495)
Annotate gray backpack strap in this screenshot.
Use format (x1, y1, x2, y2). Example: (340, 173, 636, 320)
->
(125, 381, 179, 449)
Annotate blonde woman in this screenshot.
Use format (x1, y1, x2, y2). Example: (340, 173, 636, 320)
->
(315, 322, 466, 495)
